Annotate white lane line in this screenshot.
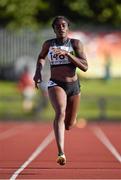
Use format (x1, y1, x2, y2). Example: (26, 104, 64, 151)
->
(0, 126, 22, 141)
(92, 126, 121, 163)
(9, 130, 54, 180)
(0, 125, 32, 141)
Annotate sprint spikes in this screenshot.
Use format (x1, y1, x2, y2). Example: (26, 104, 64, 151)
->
(57, 153, 66, 165)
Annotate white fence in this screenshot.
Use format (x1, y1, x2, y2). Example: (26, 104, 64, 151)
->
(0, 28, 53, 80)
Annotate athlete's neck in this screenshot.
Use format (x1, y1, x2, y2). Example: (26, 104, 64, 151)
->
(56, 37, 69, 45)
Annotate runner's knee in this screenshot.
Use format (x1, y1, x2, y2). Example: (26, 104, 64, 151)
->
(55, 108, 66, 121)
(65, 119, 76, 130)
(65, 123, 72, 130)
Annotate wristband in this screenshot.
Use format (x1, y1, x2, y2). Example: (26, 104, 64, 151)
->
(37, 81, 47, 90)
(66, 52, 70, 56)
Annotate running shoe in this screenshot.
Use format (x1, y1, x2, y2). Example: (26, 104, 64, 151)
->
(57, 153, 66, 165)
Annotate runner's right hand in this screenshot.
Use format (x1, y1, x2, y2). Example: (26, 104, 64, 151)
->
(33, 74, 42, 89)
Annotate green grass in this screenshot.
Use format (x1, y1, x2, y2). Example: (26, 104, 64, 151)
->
(81, 78, 121, 97)
(79, 79, 121, 120)
(0, 78, 121, 121)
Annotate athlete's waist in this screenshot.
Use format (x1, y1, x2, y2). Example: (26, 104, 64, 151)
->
(50, 76, 78, 83)
(50, 63, 75, 68)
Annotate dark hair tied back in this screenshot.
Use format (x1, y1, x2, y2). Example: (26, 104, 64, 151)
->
(52, 16, 70, 28)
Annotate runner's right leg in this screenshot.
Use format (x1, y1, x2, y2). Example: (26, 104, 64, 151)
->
(48, 86, 67, 156)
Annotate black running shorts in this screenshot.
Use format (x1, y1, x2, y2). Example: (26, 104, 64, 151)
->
(48, 78, 80, 97)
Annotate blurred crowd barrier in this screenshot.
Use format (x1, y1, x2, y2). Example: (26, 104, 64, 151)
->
(0, 28, 121, 80)
(69, 31, 121, 79)
(0, 28, 121, 121)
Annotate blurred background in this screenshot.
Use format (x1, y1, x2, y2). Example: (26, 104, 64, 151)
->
(0, 0, 121, 122)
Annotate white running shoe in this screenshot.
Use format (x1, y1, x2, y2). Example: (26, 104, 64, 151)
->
(57, 153, 66, 165)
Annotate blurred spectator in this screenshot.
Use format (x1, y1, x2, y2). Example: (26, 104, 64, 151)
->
(33, 81, 49, 114)
(104, 52, 112, 82)
(17, 66, 35, 112)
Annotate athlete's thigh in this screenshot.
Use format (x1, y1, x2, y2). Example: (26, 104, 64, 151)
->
(65, 93, 81, 122)
(48, 86, 67, 113)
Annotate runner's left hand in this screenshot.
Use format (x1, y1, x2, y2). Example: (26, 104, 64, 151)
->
(52, 48, 68, 56)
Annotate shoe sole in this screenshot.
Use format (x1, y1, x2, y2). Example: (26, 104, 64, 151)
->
(57, 156, 66, 165)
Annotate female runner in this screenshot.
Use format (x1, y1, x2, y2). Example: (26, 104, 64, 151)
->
(33, 16, 88, 165)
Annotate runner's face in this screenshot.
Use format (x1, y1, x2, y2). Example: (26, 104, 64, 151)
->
(53, 19, 69, 38)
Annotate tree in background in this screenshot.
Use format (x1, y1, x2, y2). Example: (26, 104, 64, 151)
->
(0, 0, 49, 29)
(0, 0, 121, 29)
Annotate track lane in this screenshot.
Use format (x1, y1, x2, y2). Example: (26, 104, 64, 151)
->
(0, 122, 21, 134)
(0, 122, 121, 179)
(0, 122, 53, 179)
(91, 124, 121, 163)
(17, 123, 121, 179)
(97, 123, 121, 155)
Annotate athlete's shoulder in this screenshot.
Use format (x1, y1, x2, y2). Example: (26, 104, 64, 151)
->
(41, 39, 54, 50)
(70, 38, 83, 49)
(70, 38, 82, 45)
(44, 38, 56, 45)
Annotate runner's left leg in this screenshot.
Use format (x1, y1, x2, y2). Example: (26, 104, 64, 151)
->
(65, 93, 81, 130)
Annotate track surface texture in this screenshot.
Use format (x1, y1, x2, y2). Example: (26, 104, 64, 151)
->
(0, 121, 121, 179)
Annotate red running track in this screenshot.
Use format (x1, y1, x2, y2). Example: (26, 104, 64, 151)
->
(0, 121, 121, 179)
